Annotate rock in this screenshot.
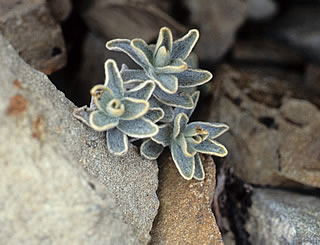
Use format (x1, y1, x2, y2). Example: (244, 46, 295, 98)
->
(247, 0, 277, 20)
(151, 153, 223, 244)
(0, 0, 67, 74)
(246, 189, 320, 245)
(0, 34, 159, 244)
(80, 0, 186, 41)
(269, 4, 320, 63)
(209, 65, 320, 187)
(185, 0, 248, 61)
(305, 63, 320, 92)
(47, 0, 72, 22)
(232, 38, 303, 65)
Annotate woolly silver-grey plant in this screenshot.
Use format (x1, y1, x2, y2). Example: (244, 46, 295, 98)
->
(73, 59, 158, 155)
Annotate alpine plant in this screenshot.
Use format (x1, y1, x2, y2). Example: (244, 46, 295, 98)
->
(73, 27, 229, 180)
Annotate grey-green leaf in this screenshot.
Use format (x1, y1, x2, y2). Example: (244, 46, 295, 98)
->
(121, 69, 149, 82)
(106, 39, 149, 70)
(124, 80, 155, 100)
(193, 154, 205, 180)
(73, 106, 93, 127)
(117, 117, 158, 138)
(174, 91, 200, 118)
(175, 68, 212, 88)
(171, 29, 199, 60)
(153, 87, 194, 109)
(192, 139, 228, 157)
(173, 113, 189, 138)
(154, 58, 187, 74)
(119, 97, 149, 120)
(149, 96, 174, 123)
(171, 141, 195, 180)
(150, 72, 178, 94)
(106, 128, 128, 155)
(151, 124, 173, 146)
(186, 122, 229, 139)
(104, 59, 124, 98)
(140, 139, 164, 160)
(154, 27, 173, 56)
(89, 111, 119, 131)
(144, 107, 164, 123)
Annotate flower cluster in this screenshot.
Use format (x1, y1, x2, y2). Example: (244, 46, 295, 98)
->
(74, 27, 229, 180)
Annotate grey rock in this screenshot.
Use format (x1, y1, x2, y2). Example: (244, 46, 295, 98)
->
(209, 65, 320, 187)
(247, 0, 277, 20)
(185, 0, 248, 61)
(246, 189, 320, 245)
(0, 0, 67, 74)
(80, 0, 186, 41)
(0, 34, 159, 244)
(270, 4, 320, 63)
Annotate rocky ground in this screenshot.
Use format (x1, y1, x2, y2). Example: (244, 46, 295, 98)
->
(0, 0, 319, 244)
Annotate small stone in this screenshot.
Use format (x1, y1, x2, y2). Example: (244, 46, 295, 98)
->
(246, 188, 320, 244)
(151, 153, 223, 244)
(0, 0, 67, 74)
(80, 0, 186, 41)
(185, 0, 248, 61)
(47, 0, 72, 22)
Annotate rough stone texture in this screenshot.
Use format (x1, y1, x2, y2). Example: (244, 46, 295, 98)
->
(151, 153, 223, 245)
(47, 0, 72, 22)
(80, 0, 186, 41)
(0, 34, 159, 244)
(269, 4, 320, 63)
(209, 65, 320, 187)
(185, 0, 248, 61)
(0, 0, 67, 74)
(246, 189, 320, 245)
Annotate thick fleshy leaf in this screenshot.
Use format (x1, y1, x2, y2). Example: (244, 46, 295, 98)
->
(117, 117, 158, 138)
(154, 58, 187, 74)
(173, 113, 189, 138)
(171, 29, 199, 60)
(154, 27, 173, 56)
(90, 85, 114, 112)
(153, 87, 194, 109)
(151, 124, 172, 146)
(106, 128, 128, 155)
(150, 72, 178, 94)
(149, 96, 174, 123)
(140, 139, 164, 160)
(106, 39, 149, 69)
(124, 80, 155, 100)
(131, 39, 153, 67)
(154, 46, 170, 67)
(73, 106, 93, 127)
(144, 107, 164, 123)
(192, 139, 228, 157)
(175, 68, 213, 88)
(121, 69, 149, 82)
(104, 59, 124, 98)
(193, 154, 205, 180)
(175, 134, 196, 157)
(170, 141, 195, 180)
(174, 91, 200, 118)
(89, 111, 119, 131)
(119, 97, 149, 120)
(185, 122, 229, 139)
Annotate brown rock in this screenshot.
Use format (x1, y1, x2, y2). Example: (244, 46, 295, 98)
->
(0, 0, 67, 74)
(47, 0, 72, 22)
(80, 0, 186, 41)
(305, 63, 320, 92)
(185, 0, 248, 61)
(151, 153, 223, 245)
(209, 65, 320, 187)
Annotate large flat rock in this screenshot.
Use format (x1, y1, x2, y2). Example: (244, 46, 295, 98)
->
(0, 34, 159, 244)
